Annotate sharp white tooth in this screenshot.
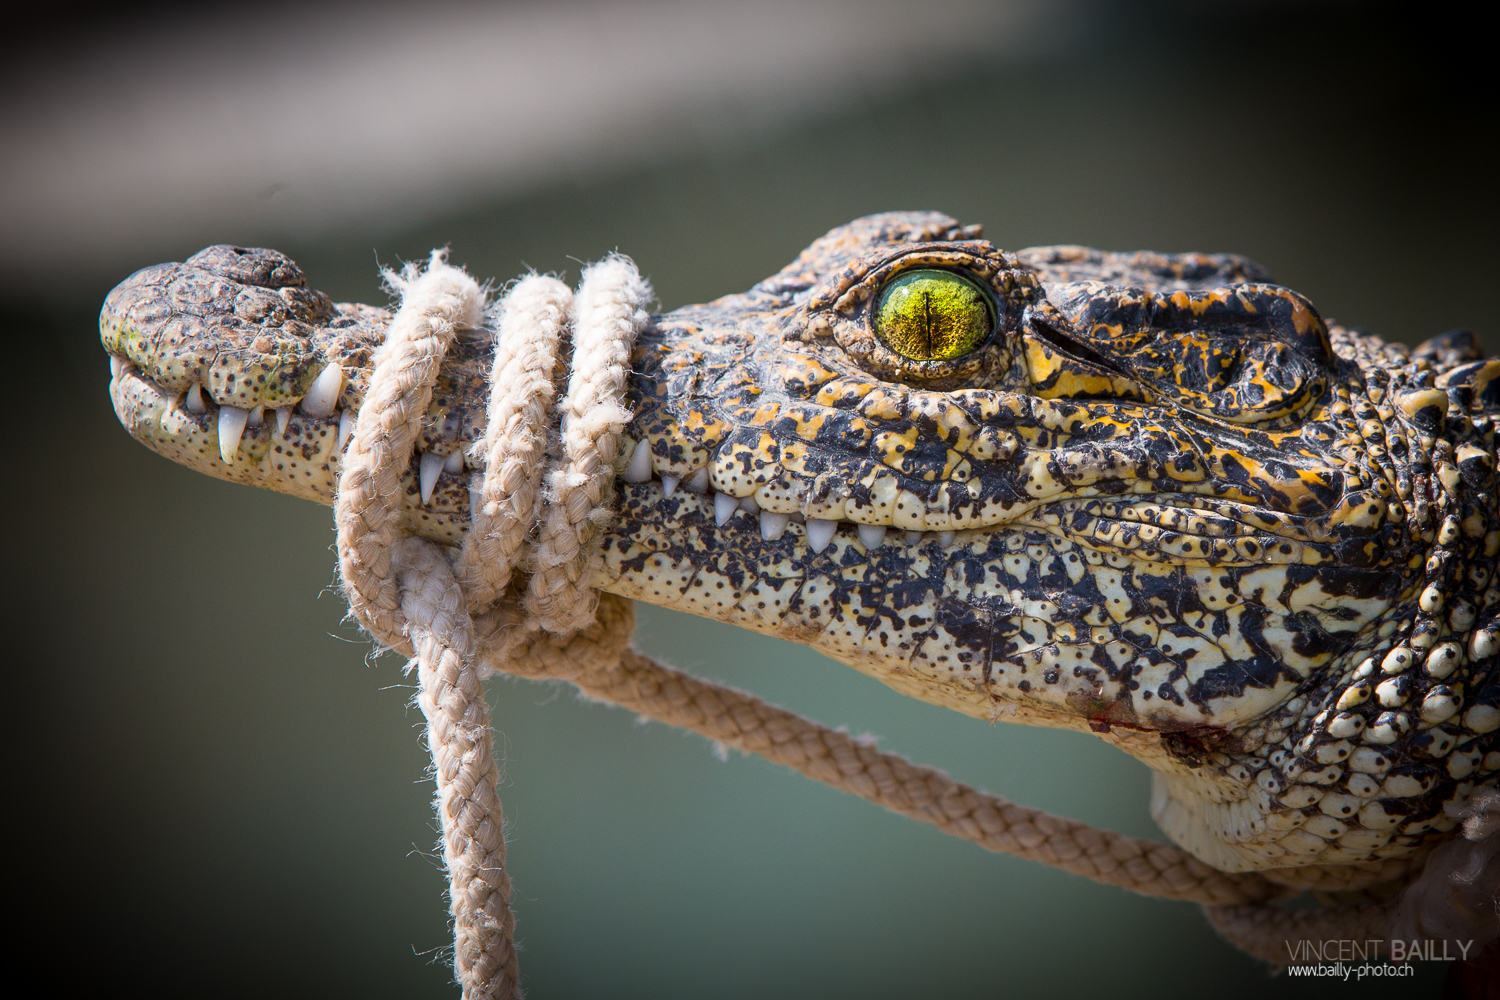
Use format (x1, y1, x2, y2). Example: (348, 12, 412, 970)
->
(273, 407, 292, 437)
(109, 355, 124, 379)
(218, 405, 249, 462)
(760, 512, 790, 541)
(739, 495, 761, 512)
(186, 383, 207, 414)
(245, 405, 264, 427)
(661, 475, 679, 498)
(714, 493, 739, 526)
(337, 409, 355, 451)
(805, 518, 837, 553)
(469, 472, 482, 522)
(623, 439, 653, 483)
(300, 363, 343, 417)
(684, 468, 710, 493)
(938, 531, 956, 546)
(444, 450, 464, 473)
(857, 524, 887, 550)
(419, 451, 445, 504)
(904, 530, 923, 545)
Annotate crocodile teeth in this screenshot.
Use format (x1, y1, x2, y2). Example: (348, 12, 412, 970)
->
(805, 518, 837, 553)
(660, 475, 679, 498)
(185, 383, 207, 414)
(273, 407, 292, 437)
(760, 512, 789, 541)
(938, 531, 955, 546)
(245, 405, 264, 428)
(443, 450, 464, 473)
(857, 524, 887, 550)
(714, 493, 739, 526)
(904, 530, 923, 545)
(337, 409, 355, 451)
(109, 355, 124, 379)
(419, 451, 445, 504)
(218, 406, 249, 462)
(300, 363, 343, 417)
(738, 494, 761, 512)
(684, 468, 709, 493)
(623, 439, 652, 483)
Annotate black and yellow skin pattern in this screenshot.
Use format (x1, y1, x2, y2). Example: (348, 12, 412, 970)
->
(103, 212, 1500, 881)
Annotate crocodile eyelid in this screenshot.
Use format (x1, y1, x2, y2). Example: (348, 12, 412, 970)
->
(818, 245, 1010, 315)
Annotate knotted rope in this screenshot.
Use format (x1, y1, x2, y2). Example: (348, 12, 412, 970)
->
(332, 252, 1479, 996)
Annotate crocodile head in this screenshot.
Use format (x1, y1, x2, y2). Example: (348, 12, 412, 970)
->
(104, 212, 1500, 876)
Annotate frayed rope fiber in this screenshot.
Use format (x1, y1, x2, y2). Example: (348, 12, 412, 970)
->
(331, 252, 1489, 997)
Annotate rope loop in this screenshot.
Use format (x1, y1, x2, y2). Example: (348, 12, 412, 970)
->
(332, 251, 1483, 996)
(526, 255, 648, 635)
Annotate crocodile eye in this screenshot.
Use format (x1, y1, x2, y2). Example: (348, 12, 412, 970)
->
(873, 270, 993, 361)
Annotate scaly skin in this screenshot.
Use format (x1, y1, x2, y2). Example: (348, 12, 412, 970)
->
(103, 213, 1500, 882)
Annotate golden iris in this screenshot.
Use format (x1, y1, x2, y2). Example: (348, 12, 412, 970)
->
(873, 270, 993, 361)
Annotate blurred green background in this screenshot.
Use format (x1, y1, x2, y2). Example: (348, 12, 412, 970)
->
(4, 1, 1494, 996)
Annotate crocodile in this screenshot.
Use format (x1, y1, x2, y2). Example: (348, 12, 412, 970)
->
(102, 211, 1500, 884)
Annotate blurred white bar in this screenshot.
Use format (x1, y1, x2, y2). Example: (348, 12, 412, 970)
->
(0, 0, 1065, 283)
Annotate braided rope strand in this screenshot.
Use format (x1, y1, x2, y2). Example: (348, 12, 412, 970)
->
(480, 598, 1286, 907)
(336, 252, 484, 651)
(456, 275, 571, 611)
(398, 537, 518, 997)
(335, 258, 516, 998)
(527, 256, 650, 634)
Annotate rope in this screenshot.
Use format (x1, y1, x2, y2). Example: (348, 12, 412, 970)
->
(475, 599, 1282, 907)
(336, 254, 518, 996)
(332, 251, 1463, 996)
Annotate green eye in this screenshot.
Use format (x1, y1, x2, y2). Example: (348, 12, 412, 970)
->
(873, 270, 993, 361)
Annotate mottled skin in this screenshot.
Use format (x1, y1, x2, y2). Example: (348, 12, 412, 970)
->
(104, 213, 1500, 884)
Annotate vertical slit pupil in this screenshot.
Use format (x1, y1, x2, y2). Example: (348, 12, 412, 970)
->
(922, 290, 933, 355)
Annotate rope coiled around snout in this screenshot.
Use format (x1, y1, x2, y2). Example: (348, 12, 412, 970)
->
(332, 252, 1431, 997)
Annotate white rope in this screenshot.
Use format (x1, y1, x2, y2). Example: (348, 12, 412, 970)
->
(527, 256, 648, 634)
(336, 255, 652, 997)
(455, 275, 570, 614)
